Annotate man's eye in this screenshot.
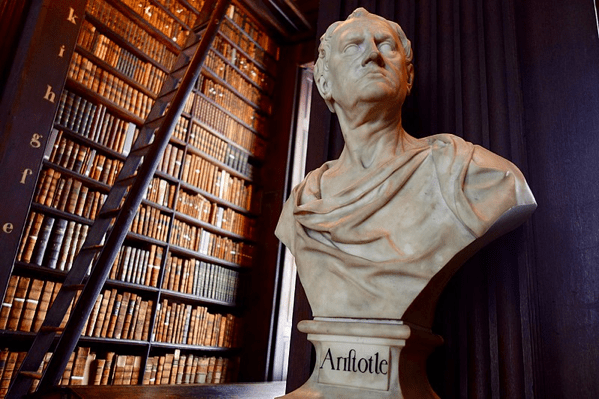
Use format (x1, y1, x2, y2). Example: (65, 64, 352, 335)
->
(344, 44, 360, 54)
(378, 42, 395, 53)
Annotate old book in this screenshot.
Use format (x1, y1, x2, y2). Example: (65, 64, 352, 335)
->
(132, 300, 148, 341)
(112, 291, 130, 339)
(120, 293, 137, 339)
(205, 356, 216, 383)
(106, 293, 123, 338)
(0, 275, 19, 330)
(169, 349, 181, 384)
(176, 355, 186, 384)
(92, 358, 105, 385)
(60, 351, 76, 385)
(131, 356, 142, 385)
(93, 289, 113, 337)
(100, 352, 115, 385)
(18, 278, 44, 332)
(6, 277, 31, 331)
(0, 352, 19, 394)
(188, 356, 198, 384)
(155, 355, 165, 385)
(122, 355, 135, 385)
(160, 353, 174, 384)
(141, 356, 153, 385)
(56, 221, 75, 271)
(84, 292, 103, 336)
(32, 214, 55, 257)
(142, 300, 153, 340)
(0, 349, 9, 389)
(45, 218, 68, 270)
(69, 347, 91, 385)
(213, 357, 224, 384)
(197, 356, 209, 384)
(21, 213, 45, 264)
(82, 351, 96, 385)
(112, 355, 127, 385)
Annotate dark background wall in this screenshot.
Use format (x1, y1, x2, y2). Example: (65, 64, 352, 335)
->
(287, 0, 599, 397)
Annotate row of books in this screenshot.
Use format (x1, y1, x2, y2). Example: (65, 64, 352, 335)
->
(49, 140, 123, 188)
(199, 75, 264, 131)
(205, 47, 267, 113)
(189, 121, 254, 178)
(0, 350, 26, 396)
(176, 190, 256, 238)
(152, 299, 239, 347)
(78, 20, 167, 95)
(35, 169, 106, 220)
(220, 19, 276, 73)
(171, 219, 254, 266)
(226, 4, 277, 57)
(83, 289, 152, 340)
(211, 34, 273, 95)
(181, 154, 253, 209)
(87, 0, 177, 68)
(145, 176, 176, 208)
(121, 0, 187, 46)
(172, 115, 189, 142)
(109, 244, 164, 287)
(130, 203, 171, 242)
(162, 255, 239, 303)
(17, 212, 89, 272)
(189, 91, 266, 157)
(60, 348, 141, 386)
(68, 53, 154, 119)
(0, 348, 235, 394)
(143, 351, 236, 385)
(0, 277, 73, 333)
(54, 91, 138, 154)
(162, 0, 198, 27)
(157, 143, 184, 178)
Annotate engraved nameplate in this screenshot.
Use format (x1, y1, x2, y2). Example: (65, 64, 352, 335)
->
(318, 341, 390, 391)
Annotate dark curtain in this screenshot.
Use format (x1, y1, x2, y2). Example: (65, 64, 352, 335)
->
(288, 0, 599, 397)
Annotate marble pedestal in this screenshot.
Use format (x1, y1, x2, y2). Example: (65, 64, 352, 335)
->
(279, 318, 443, 399)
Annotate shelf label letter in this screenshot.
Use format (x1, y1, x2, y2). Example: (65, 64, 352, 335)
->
(20, 168, 33, 184)
(2, 223, 13, 234)
(30, 133, 42, 148)
(59, 45, 66, 58)
(67, 7, 78, 25)
(44, 85, 56, 103)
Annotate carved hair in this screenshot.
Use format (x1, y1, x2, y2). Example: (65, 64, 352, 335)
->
(314, 8, 413, 86)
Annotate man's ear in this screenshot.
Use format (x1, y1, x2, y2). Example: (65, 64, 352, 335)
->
(406, 63, 414, 95)
(315, 73, 336, 113)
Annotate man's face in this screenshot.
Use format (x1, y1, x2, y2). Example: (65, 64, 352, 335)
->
(324, 16, 412, 112)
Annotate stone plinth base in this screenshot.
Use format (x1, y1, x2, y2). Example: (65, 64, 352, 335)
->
(278, 318, 443, 399)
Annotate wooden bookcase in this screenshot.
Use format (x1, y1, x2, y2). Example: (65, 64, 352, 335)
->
(0, 0, 302, 394)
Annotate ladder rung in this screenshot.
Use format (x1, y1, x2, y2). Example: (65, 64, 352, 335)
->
(81, 243, 104, 251)
(63, 284, 85, 291)
(19, 371, 43, 379)
(39, 326, 64, 333)
(114, 174, 138, 187)
(130, 142, 154, 156)
(158, 86, 180, 103)
(183, 40, 200, 54)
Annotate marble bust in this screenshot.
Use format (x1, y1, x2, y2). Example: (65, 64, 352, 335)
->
(276, 8, 536, 328)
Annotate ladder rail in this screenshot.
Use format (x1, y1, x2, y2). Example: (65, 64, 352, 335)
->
(6, 0, 231, 396)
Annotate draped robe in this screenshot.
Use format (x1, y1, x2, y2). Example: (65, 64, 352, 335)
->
(276, 134, 526, 319)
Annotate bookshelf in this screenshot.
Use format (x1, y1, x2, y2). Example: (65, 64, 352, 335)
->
(0, 0, 292, 395)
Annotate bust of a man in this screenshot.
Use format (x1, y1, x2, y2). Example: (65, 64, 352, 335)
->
(276, 8, 536, 327)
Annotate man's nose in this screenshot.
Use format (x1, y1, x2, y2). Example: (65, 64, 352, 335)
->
(361, 45, 384, 67)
